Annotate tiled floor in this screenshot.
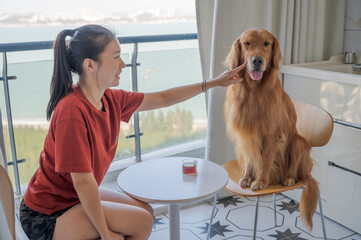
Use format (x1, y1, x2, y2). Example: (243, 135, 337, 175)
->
(101, 181, 361, 240)
(149, 194, 361, 240)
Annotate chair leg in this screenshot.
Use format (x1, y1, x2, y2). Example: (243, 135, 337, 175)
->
(206, 193, 218, 240)
(253, 196, 260, 240)
(273, 193, 277, 227)
(318, 193, 327, 240)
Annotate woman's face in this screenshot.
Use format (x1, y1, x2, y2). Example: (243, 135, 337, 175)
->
(96, 38, 125, 88)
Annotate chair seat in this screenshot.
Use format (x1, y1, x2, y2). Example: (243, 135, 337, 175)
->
(223, 160, 305, 197)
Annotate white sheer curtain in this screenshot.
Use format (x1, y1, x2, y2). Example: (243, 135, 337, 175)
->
(196, 0, 345, 164)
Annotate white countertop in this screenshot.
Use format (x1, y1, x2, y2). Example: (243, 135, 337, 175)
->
(280, 55, 361, 86)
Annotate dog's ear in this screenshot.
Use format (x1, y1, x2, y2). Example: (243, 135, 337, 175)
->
(224, 38, 242, 70)
(271, 36, 283, 69)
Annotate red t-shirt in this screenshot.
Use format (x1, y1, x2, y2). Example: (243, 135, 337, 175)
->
(24, 84, 144, 215)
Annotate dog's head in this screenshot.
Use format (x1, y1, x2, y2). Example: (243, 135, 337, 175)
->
(225, 28, 282, 81)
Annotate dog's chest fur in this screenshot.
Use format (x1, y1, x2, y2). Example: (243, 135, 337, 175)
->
(225, 72, 285, 136)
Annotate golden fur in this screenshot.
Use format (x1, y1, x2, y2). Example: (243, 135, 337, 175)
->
(224, 28, 319, 230)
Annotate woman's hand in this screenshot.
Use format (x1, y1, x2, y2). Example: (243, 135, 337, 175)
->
(71, 172, 124, 240)
(211, 62, 246, 87)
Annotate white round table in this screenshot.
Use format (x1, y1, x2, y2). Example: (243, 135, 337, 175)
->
(117, 157, 229, 240)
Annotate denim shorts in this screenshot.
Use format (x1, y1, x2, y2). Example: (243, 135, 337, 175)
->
(20, 200, 70, 240)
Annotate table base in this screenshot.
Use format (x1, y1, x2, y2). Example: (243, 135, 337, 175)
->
(169, 204, 180, 240)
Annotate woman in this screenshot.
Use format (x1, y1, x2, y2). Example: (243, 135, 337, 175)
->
(20, 24, 245, 240)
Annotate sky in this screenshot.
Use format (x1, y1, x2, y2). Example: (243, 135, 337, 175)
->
(0, 0, 196, 15)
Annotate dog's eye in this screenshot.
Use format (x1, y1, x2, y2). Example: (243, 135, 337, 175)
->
(264, 41, 270, 47)
(244, 42, 250, 46)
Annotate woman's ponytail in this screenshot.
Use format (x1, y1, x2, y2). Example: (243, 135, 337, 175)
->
(46, 25, 115, 120)
(46, 29, 75, 120)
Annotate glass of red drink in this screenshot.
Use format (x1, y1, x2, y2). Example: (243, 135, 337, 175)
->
(182, 159, 197, 175)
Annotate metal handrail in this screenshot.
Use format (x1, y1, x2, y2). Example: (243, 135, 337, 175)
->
(2, 53, 21, 194)
(0, 33, 198, 52)
(0, 33, 198, 195)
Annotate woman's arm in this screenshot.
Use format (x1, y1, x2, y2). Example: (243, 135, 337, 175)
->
(71, 172, 123, 240)
(136, 62, 246, 112)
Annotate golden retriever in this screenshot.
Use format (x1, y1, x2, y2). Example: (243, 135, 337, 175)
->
(224, 28, 318, 230)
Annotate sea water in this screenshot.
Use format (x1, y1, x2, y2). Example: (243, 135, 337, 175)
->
(0, 22, 206, 124)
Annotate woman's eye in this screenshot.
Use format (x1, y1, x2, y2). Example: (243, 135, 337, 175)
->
(264, 41, 270, 46)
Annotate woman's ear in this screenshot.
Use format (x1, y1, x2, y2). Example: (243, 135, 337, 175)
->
(271, 36, 283, 69)
(83, 58, 97, 73)
(224, 38, 243, 70)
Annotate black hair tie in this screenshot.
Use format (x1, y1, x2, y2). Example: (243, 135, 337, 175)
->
(65, 29, 76, 37)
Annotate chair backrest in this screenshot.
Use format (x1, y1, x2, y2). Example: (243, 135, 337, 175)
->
(0, 164, 15, 240)
(0, 147, 5, 170)
(0, 109, 8, 170)
(293, 101, 334, 147)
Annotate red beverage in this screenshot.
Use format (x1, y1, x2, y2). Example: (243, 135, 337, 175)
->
(182, 160, 197, 175)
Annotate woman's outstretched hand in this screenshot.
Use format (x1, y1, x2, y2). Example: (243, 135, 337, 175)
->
(211, 62, 246, 87)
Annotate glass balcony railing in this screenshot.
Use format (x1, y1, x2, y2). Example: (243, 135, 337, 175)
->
(0, 33, 207, 194)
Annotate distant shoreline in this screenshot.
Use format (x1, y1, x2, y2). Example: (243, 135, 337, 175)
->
(0, 19, 195, 27)
(0, 12, 195, 27)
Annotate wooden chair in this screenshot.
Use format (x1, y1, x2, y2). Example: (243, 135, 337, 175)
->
(222, 101, 333, 240)
(0, 165, 29, 240)
(0, 164, 15, 239)
(0, 109, 29, 240)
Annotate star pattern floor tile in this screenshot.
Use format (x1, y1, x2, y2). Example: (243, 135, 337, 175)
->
(149, 194, 361, 240)
(198, 221, 233, 238)
(153, 216, 166, 230)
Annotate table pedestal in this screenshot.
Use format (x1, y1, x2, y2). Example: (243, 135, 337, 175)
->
(169, 204, 180, 240)
(117, 158, 229, 240)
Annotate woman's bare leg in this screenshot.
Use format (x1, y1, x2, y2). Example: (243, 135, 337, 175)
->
(53, 201, 153, 240)
(99, 187, 154, 216)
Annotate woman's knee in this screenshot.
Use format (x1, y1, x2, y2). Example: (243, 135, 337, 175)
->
(139, 210, 153, 237)
(137, 208, 153, 229)
(102, 201, 153, 238)
(142, 202, 154, 216)
(121, 208, 153, 239)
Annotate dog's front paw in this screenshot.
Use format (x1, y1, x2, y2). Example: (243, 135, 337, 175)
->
(250, 180, 268, 191)
(239, 177, 252, 188)
(283, 177, 296, 186)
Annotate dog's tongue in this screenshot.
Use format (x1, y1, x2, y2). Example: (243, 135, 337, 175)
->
(251, 70, 263, 80)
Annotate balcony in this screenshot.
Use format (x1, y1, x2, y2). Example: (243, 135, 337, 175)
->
(1, 33, 360, 240)
(0, 33, 207, 194)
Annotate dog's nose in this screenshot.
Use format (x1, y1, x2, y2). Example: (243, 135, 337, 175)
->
(252, 56, 263, 67)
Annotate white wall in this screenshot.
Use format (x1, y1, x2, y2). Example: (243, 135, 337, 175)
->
(343, 0, 361, 56)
